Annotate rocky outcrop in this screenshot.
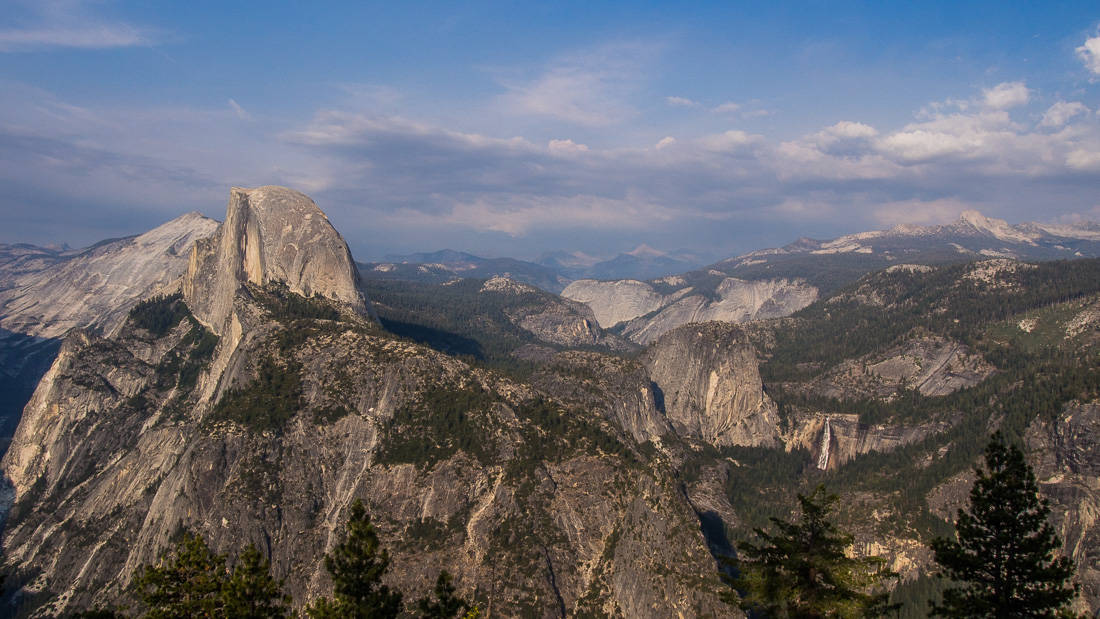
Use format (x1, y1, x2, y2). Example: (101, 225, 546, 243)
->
(529, 351, 672, 445)
(560, 279, 668, 328)
(562, 276, 817, 345)
(807, 336, 995, 399)
(0, 213, 218, 444)
(1, 300, 727, 617)
(183, 186, 369, 335)
(1025, 400, 1100, 611)
(620, 278, 818, 345)
(0, 212, 218, 340)
(642, 322, 780, 447)
(785, 413, 953, 470)
(480, 276, 632, 351)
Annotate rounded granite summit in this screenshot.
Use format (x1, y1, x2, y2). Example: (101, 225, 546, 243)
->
(183, 185, 369, 334)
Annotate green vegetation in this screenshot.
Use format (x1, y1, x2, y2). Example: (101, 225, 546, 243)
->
(761, 258, 1100, 383)
(506, 396, 634, 484)
(130, 533, 290, 618)
(363, 277, 626, 377)
(211, 356, 303, 433)
(930, 433, 1078, 617)
(129, 293, 190, 337)
(377, 381, 498, 467)
(154, 321, 219, 395)
(255, 281, 342, 322)
(306, 499, 403, 618)
(364, 278, 543, 364)
(416, 571, 474, 619)
(725, 485, 896, 618)
(307, 499, 476, 619)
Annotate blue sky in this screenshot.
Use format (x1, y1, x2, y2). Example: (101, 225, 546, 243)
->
(2, 1, 1100, 261)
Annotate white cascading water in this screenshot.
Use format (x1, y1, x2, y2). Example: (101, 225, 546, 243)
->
(816, 417, 831, 470)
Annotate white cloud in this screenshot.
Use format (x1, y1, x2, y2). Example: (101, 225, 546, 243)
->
(665, 96, 697, 107)
(1041, 101, 1088, 127)
(228, 99, 251, 120)
(655, 136, 676, 150)
(823, 121, 878, 139)
(876, 110, 1016, 163)
(1066, 148, 1100, 171)
(1077, 35, 1100, 75)
(982, 81, 1030, 109)
(697, 130, 762, 152)
(0, 1, 158, 52)
(498, 43, 650, 126)
(548, 138, 589, 154)
(712, 102, 741, 114)
(420, 194, 677, 236)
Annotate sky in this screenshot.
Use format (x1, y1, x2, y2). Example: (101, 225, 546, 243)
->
(2, 1, 1100, 261)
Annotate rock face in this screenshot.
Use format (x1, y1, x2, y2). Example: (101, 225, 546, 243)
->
(1, 188, 726, 618)
(785, 413, 953, 470)
(0, 212, 218, 340)
(642, 322, 780, 447)
(183, 186, 369, 335)
(621, 278, 818, 345)
(807, 336, 995, 399)
(0, 213, 218, 442)
(529, 351, 672, 445)
(562, 276, 817, 345)
(560, 279, 667, 328)
(479, 276, 631, 350)
(1025, 400, 1100, 611)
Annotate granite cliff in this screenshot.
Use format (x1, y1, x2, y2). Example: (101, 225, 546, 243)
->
(183, 186, 370, 336)
(643, 322, 780, 448)
(562, 276, 817, 345)
(1, 188, 730, 618)
(0, 213, 218, 442)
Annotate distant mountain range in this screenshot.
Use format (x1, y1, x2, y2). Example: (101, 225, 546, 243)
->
(717, 210, 1100, 292)
(363, 245, 709, 292)
(557, 210, 1100, 343)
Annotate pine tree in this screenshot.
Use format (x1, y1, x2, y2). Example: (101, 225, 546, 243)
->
(930, 432, 1078, 618)
(416, 571, 471, 619)
(729, 485, 895, 618)
(222, 543, 292, 618)
(307, 499, 403, 619)
(131, 532, 227, 618)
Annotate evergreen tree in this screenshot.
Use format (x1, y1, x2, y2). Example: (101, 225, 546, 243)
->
(729, 485, 895, 618)
(930, 432, 1078, 618)
(416, 571, 471, 619)
(131, 532, 227, 618)
(222, 543, 292, 618)
(307, 499, 403, 619)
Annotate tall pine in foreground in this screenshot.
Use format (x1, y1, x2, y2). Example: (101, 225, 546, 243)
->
(223, 543, 292, 618)
(307, 499, 403, 619)
(930, 432, 1078, 618)
(131, 532, 290, 618)
(729, 484, 896, 618)
(131, 532, 227, 617)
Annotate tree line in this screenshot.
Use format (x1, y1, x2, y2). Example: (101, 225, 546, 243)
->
(78, 500, 477, 619)
(723, 432, 1082, 618)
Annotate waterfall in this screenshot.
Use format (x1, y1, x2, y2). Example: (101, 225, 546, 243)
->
(816, 417, 831, 470)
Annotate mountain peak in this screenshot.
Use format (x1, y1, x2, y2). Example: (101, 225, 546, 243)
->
(626, 244, 666, 258)
(183, 186, 369, 334)
(956, 209, 1036, 244)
